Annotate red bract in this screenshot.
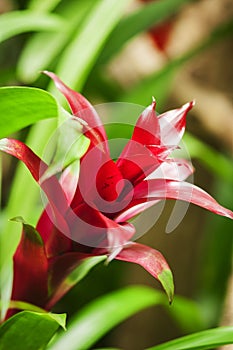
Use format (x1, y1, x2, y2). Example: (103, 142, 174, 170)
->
(1, 72, 233, 316)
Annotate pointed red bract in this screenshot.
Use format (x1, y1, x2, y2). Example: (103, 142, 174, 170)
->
(158, 101, 194, 146)
(116, 242, 174, 302)
(43, 71, 109, 153)
(8, 219, 48, 317)
(134, 179, 233, 219)
(2, 72, 233, 317)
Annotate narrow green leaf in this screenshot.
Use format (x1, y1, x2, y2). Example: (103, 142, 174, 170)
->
(146, 327, 233, 350)
(1, 300, 46, 314)
(53, 0, 133, 94)
(48, 286, 205, 350)
(65, 256, 107, 287)
(168, 296, 206, 333)
(28, 0, 62, 13)
(17, 1, 93, 83)
(0, 87, 58, 138)
(100, 0, 192, 63)
(0, 10, 64, 43)
(48, 285, 165, 350)
(0, 311, 66, 350)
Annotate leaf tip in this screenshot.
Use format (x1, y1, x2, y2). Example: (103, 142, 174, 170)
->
(158, 269, 174, 304)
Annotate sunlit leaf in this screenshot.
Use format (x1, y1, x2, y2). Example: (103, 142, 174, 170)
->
(48, 285, 164, 350)
(0, 10, 64, 43)
(28, 0, 62, 13)
(53, 0, 133, 93)
(0, 87, 58, 138)
(18, 1, 93, 83)
(49, 285, 205, 350)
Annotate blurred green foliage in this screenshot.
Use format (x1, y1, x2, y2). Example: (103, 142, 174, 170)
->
(0, 0, 232, 348)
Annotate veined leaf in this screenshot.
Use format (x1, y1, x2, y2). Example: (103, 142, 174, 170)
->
(0, 311, 66, 350)
(0, 10, 64, 44)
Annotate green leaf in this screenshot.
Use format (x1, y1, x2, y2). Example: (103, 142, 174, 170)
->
(0, 87, 58, 138)
(158, 269, 174, 304)
(146, 327, 233, 350)
(48, 285, 164, 350)
(65, 256, 107, 287)
(48, 285, 205, 350)
(168, 295, 206, 333)
(0, 311, 66, 350)
(53, 0, 133, 94)
(17, 1, 93, 83)
(28, 0, 62, 13)
(100, 0, 192, 63)
(0, 10, 64, 44)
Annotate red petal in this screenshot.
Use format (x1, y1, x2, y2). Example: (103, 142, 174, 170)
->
(117, 102, 160, 182)
(43, 71, 109, 152)
(117, 143, 162, 186)
(95, 159, 124, 202)
(116, 242, 174, 302)
(130, 100, 160, 146)
(10, 218, 48, 311)
(36, 208, 72, 258)
(158, 101, 194, 146)
(0, 138, 71, 236)
(134, 179, 233, 219)
(67, 202, 135, 251)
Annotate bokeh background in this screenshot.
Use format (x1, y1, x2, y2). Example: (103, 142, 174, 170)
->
(0, 0, 232, 349)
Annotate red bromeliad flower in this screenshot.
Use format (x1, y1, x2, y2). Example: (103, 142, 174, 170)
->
(1, 72, 233, 316)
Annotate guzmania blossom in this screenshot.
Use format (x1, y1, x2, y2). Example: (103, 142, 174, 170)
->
(1, 72, 232, 317)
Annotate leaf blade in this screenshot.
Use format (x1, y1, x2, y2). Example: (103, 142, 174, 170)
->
(0, 10, 64, 43)
(146, 326, 233, 350)
(0, 311, 66, 350)
(0, 87, 58, 138)
(48, 285, 165, 350)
